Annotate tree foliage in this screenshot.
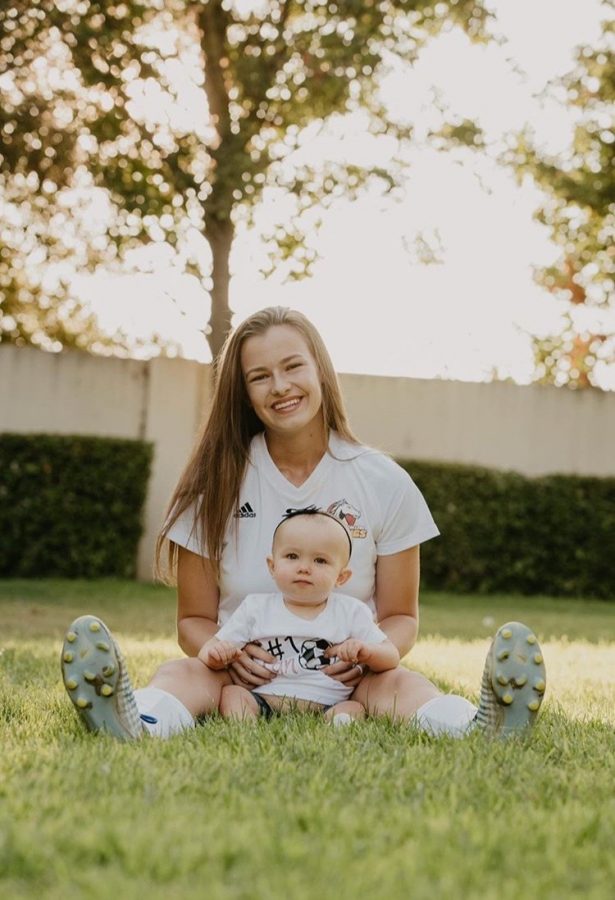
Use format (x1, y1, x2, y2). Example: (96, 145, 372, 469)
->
(512, 2, 614, 388)
(0, 0, 489, 360)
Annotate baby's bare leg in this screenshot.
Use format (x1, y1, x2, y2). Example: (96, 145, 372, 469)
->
(219, 684, 260, 720)
(325, 700, 366, 725)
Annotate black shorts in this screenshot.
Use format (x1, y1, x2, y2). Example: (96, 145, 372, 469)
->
(254, 693, 275, 719)
(253, 693, 333, 719)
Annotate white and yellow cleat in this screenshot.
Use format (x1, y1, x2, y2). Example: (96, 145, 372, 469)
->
(60, 615, 145, 741)
(474, 621, 547, 737)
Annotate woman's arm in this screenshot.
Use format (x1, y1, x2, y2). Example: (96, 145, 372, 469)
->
(322, 546, 421, 682)
(176, 546, 221, 656)
(374, 545, 421, 658)
(176, 546, 277, 684)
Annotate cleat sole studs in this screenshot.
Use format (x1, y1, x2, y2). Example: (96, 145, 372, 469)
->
(502, 693, 514, 705)
(66, 631, 77, 643)
(89, 621, 101, 632)
(76, 697, 91, 709)
(533, 653, 543, 665)
(65, 678, 78, 690)
(100, 685, 114, 697)
(102, 665, 115, 677)
(501, 628, 512, 639)
(534, 679, 546, 693)
(515, 675, 528, 687)
(96, 642, 110, 652)
(527, 635, 537, 645)
(83, 671, 96, 682)
(497, 673, 508, 685)
(63, 651, 74, 663)
(497, 650, 510, 661)
(528, 700, 540, 712)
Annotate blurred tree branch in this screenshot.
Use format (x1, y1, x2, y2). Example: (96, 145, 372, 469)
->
(1, 0, 491, 360)
(507, 2, 614, 388)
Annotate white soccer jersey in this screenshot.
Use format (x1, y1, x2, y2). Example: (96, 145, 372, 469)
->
(167, 432, 439, 624)
(216, 591, 388, 706)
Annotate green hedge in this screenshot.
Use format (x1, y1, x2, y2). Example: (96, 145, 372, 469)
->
(401, 459, 615, 600)
(0, 434, 153, 578)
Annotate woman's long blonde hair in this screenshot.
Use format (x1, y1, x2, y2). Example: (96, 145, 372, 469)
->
(155, 306, 359, 581)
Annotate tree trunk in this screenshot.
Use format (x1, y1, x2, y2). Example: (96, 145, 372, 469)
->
(198, 3, 235, 365)
(205, 214, 234, 363)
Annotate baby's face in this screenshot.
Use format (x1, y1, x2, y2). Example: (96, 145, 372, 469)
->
(267, 515, 351, 607)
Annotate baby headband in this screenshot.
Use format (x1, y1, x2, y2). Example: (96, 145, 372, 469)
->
(274, 505, 353, 560)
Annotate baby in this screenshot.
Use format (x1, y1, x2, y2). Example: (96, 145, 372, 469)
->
(199, 507, 400, 724)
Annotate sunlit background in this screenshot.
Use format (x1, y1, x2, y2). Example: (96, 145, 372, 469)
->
(69, 0, 613, 388)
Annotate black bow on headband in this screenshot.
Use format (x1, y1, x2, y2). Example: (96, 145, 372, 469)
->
(282, 505, 321, 519)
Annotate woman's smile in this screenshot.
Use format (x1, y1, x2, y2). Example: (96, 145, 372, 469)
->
(271, 396, 303, 414)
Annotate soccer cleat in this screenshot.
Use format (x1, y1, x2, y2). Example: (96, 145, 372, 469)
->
(60, 615, 145, 741)
(473, 621, 547, 737)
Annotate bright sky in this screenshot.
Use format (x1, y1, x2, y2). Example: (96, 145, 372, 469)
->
(78, 0, 613, 389)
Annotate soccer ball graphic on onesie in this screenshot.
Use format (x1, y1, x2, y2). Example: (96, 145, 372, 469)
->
(298, 639, 332, 670)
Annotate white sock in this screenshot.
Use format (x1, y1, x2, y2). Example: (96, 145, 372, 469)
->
(414, 695, 477, 738)
(331, 713, 354, 727)
(135, 687, 194, 739)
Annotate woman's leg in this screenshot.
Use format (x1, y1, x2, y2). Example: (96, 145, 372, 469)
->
(219, 684, 260, 720)
(352, 668, 485, 737)
(352, 622, 546, 738)
(135, 657, 231, 738)
(147, 657, 229, 717)
(352, 667, 445, 720)
(61, 615, 230, 740)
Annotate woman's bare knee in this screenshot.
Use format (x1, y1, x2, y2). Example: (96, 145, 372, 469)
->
(148, 657, 229, 717)
(355, 667, 440, 720)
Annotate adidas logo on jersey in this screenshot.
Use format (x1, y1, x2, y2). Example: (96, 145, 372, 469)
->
(234, 502, 256, 518)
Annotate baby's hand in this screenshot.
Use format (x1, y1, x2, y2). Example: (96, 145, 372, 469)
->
(199, 640, 241, 670)
(327, 639, 367, 665)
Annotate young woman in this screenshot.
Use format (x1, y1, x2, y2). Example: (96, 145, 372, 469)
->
(61, 307, 547, 740)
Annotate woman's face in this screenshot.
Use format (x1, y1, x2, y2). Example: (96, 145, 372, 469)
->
(241, 325, 324, 437)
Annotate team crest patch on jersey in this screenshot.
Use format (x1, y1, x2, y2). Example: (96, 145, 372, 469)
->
(326, 499, 368, 539)
(234, 501, 256, 518)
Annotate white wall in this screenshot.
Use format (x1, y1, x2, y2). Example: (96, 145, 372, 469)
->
(341, 373, 615, 477)
(0, 345, 146, 438)
(2, 344, 613, 579)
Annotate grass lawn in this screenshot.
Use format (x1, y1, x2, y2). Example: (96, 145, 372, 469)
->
(1, 579, 614, 900)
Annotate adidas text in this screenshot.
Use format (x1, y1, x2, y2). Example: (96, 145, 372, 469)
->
(234, 502, 256, 518)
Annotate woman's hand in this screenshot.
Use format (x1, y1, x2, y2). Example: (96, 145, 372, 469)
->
(228, 642, 277, 688)
(321, 657, 366, 688)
